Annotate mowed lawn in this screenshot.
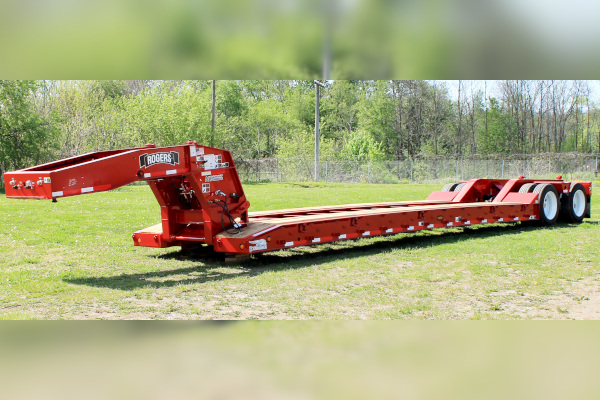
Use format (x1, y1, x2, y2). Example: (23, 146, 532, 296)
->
(1, 182, 600, 320)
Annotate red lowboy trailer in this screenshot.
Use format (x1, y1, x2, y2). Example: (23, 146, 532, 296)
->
(3, 142, 592, 259)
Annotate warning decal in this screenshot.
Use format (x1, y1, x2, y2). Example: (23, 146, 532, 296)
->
(205, 174, 224, 182)
(249, 239, 267, 252)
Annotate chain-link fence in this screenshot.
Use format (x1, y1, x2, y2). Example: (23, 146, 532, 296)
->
(235, 154, 600, 184)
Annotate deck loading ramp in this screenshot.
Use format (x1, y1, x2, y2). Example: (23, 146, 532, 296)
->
(3, 142, 592, 257)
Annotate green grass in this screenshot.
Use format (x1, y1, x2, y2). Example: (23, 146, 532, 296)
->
(1, 182, 600, 319)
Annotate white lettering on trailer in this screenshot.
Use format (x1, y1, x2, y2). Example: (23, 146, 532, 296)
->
(201, 171, 212, 176)
(481, 219, 487, 223)
(497, 218, 504, 222)
(362, 231, 370, 236)
(408, 226, 414, 230)
(142, 152, 178, 168)
(166, 169, 177, 175)
(81, 187, 94, 193)
(427, 224, 434, 228)
(52, 191, 63, 197)
(418, 221, 424, 226)
(464, 220, 471, 225)
(386, 228, 393, 233)
(529, 215, 536, 220)
(285, 241, 294, 247)
(312, 238, 321, 243)
(447, 222, 453, 226)
(43, 177, 51, 183)
(205, 174, 224, 182)
(249, 239, 267, 252)
(513, 217, 519, 221)
(339, 234, 347, 239)
(144, 173, 151, 178)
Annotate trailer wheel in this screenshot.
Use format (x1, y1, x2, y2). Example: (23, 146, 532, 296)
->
(442, 183, 459, 192)
(564, 183, 586, 223)
(534, 184, 560, 225)
(519, 183, 536, 193)
(453, 183, 466, 192)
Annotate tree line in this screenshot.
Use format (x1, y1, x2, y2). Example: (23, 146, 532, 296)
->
(1, 80, 599, 178)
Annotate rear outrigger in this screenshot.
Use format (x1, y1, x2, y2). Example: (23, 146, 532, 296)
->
(3, 142, 591, 258)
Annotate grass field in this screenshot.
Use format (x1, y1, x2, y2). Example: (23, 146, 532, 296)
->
(1, 182, 600, 319)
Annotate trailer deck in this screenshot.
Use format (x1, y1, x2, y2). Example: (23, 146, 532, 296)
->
(3, 142, 592, 258)
(214, 200, 535, 253)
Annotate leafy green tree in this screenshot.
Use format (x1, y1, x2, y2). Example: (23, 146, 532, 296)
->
(90, 80, 128, 100)
(217, 81, 247, 119)
(282, 80, 316, 129)
(4, 79, 599, 179)
(477, 97, 512, 154)
(123, 82, 212, 147)
(341, 128, 384, 161)
(357, 81, 398, 158)
(0, 80, 59, 180)
(321, 80, 360, 139)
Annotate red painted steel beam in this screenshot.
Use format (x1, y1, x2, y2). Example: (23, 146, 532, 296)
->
(3, 143, 592, 257)
(215, 201, 538, 254)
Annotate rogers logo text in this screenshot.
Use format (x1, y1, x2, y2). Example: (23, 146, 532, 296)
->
(139, 152, 180, 168)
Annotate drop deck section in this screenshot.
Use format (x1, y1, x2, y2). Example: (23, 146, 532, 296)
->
(4, 142, 592, 257)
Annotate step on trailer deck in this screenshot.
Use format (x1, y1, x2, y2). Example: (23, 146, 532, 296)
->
(4, 142, 592, 258)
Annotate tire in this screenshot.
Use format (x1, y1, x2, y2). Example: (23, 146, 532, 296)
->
(534, 184, 560, 225)
(565, 183, 586, 223)
(442, 183, 459, 192)
(453, 183, 466, 192)
(519, 183, 536, 193)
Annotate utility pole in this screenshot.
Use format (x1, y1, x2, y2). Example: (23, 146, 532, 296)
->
(314, 80, 325, 181)
(211, 80, 216, 147)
